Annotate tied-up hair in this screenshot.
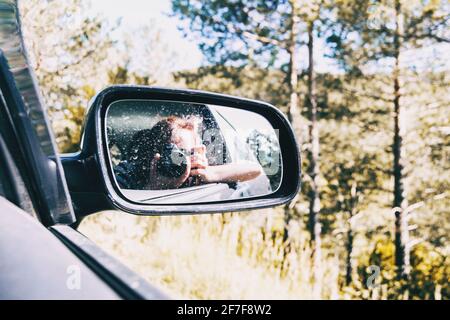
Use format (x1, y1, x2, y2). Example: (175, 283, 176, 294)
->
(126, 116, 199, 189)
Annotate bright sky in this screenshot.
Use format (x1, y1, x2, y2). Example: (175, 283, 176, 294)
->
(90, 0, 449, 74)
(89, 0, 342, 73)
(90, 0, 203, 72)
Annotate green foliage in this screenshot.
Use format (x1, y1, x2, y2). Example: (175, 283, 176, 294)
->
(172, 0, 291, 68)
(20, 0, 116, 152)
(327, 0, 450, 72)
(175, 65, 289, 108)
(409, 243, 449, 299)
(348, 238, 450, 300)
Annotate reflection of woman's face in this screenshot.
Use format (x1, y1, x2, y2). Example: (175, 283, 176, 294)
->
(171, 128, 197, 152)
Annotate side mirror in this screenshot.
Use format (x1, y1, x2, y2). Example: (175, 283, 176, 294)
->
(61, 86, 300, 216)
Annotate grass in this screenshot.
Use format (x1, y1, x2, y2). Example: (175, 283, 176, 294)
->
(79, 209, 341, 299)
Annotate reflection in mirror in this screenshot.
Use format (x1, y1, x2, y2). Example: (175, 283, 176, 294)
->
(106, 100, 282, 204)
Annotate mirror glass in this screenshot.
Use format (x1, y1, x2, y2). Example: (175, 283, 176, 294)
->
(106, 99, 282, 204)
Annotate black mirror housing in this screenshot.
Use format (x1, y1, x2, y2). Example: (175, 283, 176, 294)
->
(61, 86, 301, 217)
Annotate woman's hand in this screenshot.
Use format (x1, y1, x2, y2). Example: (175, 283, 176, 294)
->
(189, 145, 219, 183)
(190, 145, 208, 169)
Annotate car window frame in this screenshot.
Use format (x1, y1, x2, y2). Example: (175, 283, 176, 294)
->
(0, 1, 75, 226)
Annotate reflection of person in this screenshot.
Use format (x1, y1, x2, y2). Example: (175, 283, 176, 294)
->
(115, 116, 262, 190)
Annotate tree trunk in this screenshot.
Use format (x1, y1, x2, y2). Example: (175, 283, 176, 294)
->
(283, 0, 301, 247)
(287, 0, 301, 134)
(345, 223, 354, 285)
(307, 20, 322, 298)
(345, 182, 360, 285)
(393, 0, 410, 282)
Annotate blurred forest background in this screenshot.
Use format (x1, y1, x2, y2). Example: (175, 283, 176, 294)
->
(20, 0, 449, 299)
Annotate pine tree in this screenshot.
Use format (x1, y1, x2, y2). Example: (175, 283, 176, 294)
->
(327, 0, 450, 285)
